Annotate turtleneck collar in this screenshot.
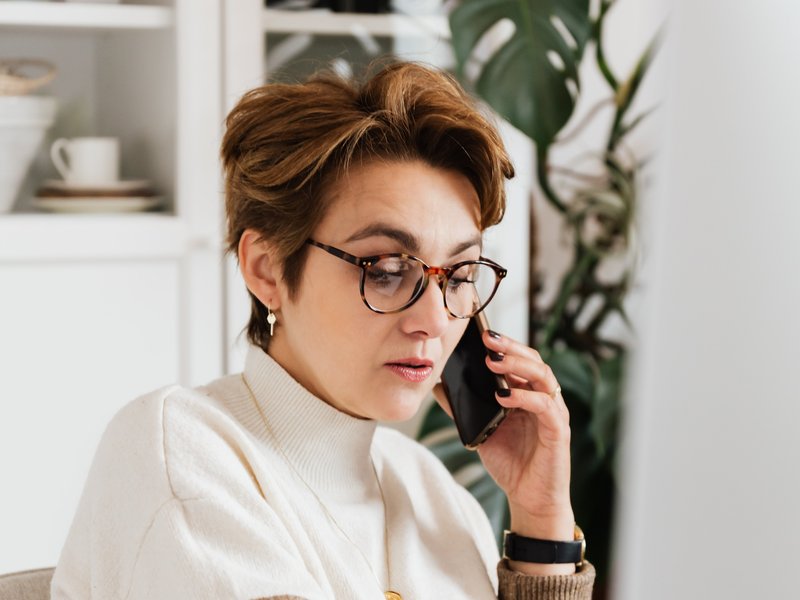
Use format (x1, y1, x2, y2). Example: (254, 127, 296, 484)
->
(241, 345, 378, 494)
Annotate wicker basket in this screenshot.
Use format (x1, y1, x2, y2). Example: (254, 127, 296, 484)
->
(0, 59, 56, 96)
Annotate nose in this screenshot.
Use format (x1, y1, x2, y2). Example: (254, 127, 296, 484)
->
(399, 274, 451, 338)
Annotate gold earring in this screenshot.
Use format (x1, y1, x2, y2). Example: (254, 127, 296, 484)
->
(267, 304, 277, 337)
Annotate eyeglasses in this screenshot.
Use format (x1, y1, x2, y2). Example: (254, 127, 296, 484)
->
(306, 239, 507, 319)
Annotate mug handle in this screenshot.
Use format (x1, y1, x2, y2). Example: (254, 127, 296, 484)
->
(50, 138, 71, 181)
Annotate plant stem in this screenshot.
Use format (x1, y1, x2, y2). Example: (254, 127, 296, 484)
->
(536, 147, 568, 214)
(606, 112, 625, 153)
(540, 245, 598, 350)
(594, 1, 619, 92)
(608, 31, 661, 152)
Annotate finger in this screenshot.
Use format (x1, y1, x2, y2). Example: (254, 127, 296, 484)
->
(431, 382, 454, 419)
(485, 353, 559, 395)
(495, 388, 570, 441)
(482, 330, 543, 363)
(505, 376, 566, 417)
(504, 372, 530, 389)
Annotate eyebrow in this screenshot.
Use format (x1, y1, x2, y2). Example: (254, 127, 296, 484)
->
(344, 223, 482, 258)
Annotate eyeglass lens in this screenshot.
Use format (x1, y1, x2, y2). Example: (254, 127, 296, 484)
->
(363, 257, 498, 317)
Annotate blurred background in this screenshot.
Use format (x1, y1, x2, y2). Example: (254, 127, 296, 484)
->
(1, 1, 798, 598)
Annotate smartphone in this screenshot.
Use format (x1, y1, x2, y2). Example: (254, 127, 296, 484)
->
(440, 311, 510, 450)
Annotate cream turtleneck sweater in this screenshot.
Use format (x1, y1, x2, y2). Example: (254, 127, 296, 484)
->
(52, 346, 594, 599)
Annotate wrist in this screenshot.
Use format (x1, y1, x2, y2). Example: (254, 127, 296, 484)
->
(508, 502, 575, 541)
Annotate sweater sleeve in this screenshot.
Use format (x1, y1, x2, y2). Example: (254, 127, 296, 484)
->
(497, 560, 596, 600)
(51, 388, 329, 600)
(124, 495, 327, 600)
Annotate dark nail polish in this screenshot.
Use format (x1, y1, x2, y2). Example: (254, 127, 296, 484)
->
(497, 388, 512, 397)
(488, 330, 502, 339)
(488, 350, 505, 362)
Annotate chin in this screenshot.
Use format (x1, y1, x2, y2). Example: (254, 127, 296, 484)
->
(373, 391, 426, 422)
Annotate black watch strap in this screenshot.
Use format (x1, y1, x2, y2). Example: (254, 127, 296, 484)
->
(503, 526, 586, 566)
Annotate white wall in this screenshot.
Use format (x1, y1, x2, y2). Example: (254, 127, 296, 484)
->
(614, 1, 800, 597)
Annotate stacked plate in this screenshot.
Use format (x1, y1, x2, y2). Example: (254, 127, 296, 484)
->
(32, 179, 162, 213)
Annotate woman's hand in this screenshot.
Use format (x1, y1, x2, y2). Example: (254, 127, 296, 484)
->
(436, 329, 577, 576)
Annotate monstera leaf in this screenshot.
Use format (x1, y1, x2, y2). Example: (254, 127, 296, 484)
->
(450, 0, 592, 148)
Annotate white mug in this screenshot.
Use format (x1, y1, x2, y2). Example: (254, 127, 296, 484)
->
(50, 137, 120, 185)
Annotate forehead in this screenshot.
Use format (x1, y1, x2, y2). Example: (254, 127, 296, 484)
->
(315, 160, 482, 250)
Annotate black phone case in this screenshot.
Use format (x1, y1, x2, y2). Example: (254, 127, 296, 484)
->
(440, 313, 509, 449)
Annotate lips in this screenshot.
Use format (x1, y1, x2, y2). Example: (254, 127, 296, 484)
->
(385, 358, 434, 383)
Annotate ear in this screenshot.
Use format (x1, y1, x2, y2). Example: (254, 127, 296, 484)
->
(238, 229, 283, 310)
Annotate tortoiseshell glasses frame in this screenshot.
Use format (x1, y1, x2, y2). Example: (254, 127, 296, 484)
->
(306, 239, 507, 319)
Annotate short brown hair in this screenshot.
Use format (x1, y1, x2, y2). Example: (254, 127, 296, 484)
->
(221, 61, 514, 350)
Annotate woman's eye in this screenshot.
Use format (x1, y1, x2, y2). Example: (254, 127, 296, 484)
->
(368, 269, 397, 280)
(447, 277, 473, 289)
(370, 259, 412, 275)
(366, 268, 403, 287)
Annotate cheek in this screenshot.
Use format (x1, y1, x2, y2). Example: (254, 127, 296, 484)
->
(294, 263, 355, 322)
(433, 321, 469, 375)
(444, 320, 469, 354)
(299, 287, 385, 362)
(307, 265, 364, 315)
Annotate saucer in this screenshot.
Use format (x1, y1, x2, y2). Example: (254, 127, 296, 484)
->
(32, 196, 163, 213)
(43, 179, 152, 193)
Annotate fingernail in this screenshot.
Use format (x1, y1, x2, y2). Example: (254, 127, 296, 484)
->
(488, 330, 502, 339)
(497, 388, 512, 398)
(488, 350, 505, 362)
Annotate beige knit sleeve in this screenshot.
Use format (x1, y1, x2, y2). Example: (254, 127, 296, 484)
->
(497, 560, 596, 600)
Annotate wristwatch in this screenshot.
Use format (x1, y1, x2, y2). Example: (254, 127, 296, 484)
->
(503, 525, 586, 567)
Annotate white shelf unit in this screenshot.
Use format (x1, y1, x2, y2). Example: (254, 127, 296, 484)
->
(263, 7, 450, 39)
(0, 0, 223, 252)
(0, 2, 173, 30)
(0, 0, 226, 575)
(0, 4, 179, 222)
(262, 7, 453, 81)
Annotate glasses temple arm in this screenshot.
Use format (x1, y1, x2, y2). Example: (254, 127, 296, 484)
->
(306, 239, 363, 267)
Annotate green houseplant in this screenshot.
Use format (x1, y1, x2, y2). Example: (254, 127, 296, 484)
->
(417, 0, 659, 591)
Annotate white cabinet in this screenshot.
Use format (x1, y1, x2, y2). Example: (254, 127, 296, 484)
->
(0, 259, 182, 567)
(0, 0, 224, 573)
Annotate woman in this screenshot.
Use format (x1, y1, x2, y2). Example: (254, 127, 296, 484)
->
(52, 62, 594, 599)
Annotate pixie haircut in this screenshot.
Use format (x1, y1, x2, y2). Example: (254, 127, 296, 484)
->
(221, 61, 514, 351)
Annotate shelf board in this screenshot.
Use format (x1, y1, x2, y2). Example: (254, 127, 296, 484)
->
(263, 8, 450, 39)
(0, 2, 173, 31)
(0, 213, 196, 262)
